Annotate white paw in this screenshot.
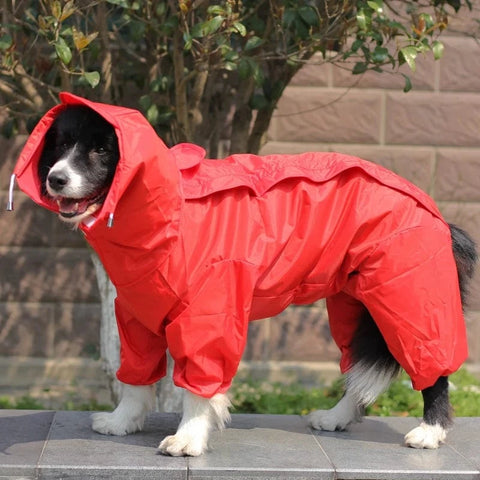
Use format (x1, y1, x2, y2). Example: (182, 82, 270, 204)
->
(404, 422, 446, 449)
(308, 409, 351, 431)
(91, 411, 143, 436)
(158, 432, 207, 457)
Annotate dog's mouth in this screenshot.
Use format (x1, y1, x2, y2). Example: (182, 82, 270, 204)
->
(53, 191, 107, 220)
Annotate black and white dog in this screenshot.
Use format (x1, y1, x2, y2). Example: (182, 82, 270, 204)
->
(37, 105, 477, 454)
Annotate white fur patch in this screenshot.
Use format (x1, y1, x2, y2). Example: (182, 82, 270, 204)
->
(158, 392, 231, 456)
(346, 360, 397, 406)
(47, 149, 86, 198)
(404, 422, 447, 449)
(308, 391, 359, 431)
(308, 361, 398, 432)
(91, 384, 155, 436)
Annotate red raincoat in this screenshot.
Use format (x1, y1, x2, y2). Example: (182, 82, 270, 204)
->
(12, 93, 467, 396)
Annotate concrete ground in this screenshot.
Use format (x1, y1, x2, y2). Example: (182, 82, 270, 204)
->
(0, 410, 478, 479)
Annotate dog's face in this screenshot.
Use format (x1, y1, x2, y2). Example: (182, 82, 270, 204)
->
(38, 105, 119, 224)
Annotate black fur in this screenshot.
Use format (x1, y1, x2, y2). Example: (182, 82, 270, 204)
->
(350, 224, 477, 429)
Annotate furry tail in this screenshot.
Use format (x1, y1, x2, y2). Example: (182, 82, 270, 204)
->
(449, 224, 477, 306)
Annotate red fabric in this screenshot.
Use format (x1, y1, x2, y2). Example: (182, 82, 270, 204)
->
(13, 93, 468, 395)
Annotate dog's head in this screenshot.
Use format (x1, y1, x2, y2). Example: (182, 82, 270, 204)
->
(38, 105, 119, 224)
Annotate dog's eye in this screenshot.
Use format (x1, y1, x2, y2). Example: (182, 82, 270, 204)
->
(95, 147, 106, 154)
(56, 142, 69, 151)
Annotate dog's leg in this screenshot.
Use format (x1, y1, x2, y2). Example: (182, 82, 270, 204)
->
(309, 310, 400, 431)
(404, 376, 451, 449)
(158, 391, 231, 456)
(91, 383, 155, 435)
(308, 359, 397, 430)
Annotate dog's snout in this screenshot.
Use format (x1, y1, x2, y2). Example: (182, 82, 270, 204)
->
(48, 171, 69, 191)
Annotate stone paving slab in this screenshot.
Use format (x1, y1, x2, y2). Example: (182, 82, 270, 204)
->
(313, 417, 479, 480)
(189, 414, 333, 479)
(0, 410, 479, 479)
(0, 410, 55, 479)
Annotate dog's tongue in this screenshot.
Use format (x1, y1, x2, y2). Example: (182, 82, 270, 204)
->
(57, 198, 90, 218)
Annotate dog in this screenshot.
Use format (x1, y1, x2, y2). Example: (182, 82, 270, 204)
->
(21, 99, 476, 456)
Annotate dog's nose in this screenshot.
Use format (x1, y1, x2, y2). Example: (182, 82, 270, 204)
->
(48, 172, 69, 191)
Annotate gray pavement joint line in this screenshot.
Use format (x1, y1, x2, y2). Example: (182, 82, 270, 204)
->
(307, 422, 337, 479)
(36, 410, 58, 479)
(444, 442, 480, 474)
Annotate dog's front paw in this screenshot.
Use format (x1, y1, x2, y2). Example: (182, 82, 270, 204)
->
(158, 432, 207, 457)
(404, 422, 446, 449)
(91, 411, 143, 436)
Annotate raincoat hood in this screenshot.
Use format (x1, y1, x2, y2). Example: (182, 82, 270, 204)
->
(11, 93, 468, 397)
(12, 93, 181, 285)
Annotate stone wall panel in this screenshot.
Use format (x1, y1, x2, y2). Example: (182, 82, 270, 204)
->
(385, 92, 480, 147)
(272, 88, 382, 144)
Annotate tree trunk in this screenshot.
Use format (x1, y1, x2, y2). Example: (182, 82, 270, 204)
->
(91, 253, 183, 412)
(91, 253, 121, 403)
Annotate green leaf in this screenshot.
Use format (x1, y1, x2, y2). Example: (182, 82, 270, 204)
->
(232, 21, 247, 37)
(399, 46, 418, 72)
(402, 73, 412, 93)
(245, 36, 263, 51)
(192, 16, 224, 38)
(238, 57, 252, 79)
(139, 94, 152, 111)
(372, 46, 389, 64)
(207, 5, 226, 15)
(0, 34, 13, 50)
(432, 40, 444, 60)
(367, 0, 383, 13)
(83, 71, 100, 88)
(55, 37, 72, 65)
(183, 32, 193, 51)
(352, 62, 368, 74)
(282, 8, 296, 28)
(298, 6, 319, 27)
(294, 16, 309, 39)
(351, 39, 364, 53)
(146, 103, 159, 124)
(204, 15, 224, 35)
(356, 9, 368, 31)
(105, 0, 129, 6)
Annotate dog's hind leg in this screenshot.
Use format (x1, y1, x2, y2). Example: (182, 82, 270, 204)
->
(309, 311, 400, 431)
(91, 383, 155, 436)
(404, 376, 451, 449)
(158, 391, 231, 456)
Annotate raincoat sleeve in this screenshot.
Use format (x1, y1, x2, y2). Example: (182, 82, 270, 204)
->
(115, 298, 169, 385)
(165, 260, 258, 398)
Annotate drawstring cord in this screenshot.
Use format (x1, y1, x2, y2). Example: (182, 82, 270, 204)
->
(5, 173, 115, 228)
(6, 174, 16, 211)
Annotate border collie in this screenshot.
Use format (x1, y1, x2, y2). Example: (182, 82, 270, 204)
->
(36, 105, 477, 455)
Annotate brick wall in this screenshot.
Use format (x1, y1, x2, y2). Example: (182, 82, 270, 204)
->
(0, 137, 101, 359)
(1, 8, 479, 377)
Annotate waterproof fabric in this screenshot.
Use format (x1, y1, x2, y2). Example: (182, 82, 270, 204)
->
(13, 93, 468, 396)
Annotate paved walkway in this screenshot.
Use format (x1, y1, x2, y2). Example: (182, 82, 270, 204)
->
(0, 410, 478, 479)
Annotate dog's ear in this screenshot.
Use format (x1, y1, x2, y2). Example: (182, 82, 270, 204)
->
(38, 123, 58, 196)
